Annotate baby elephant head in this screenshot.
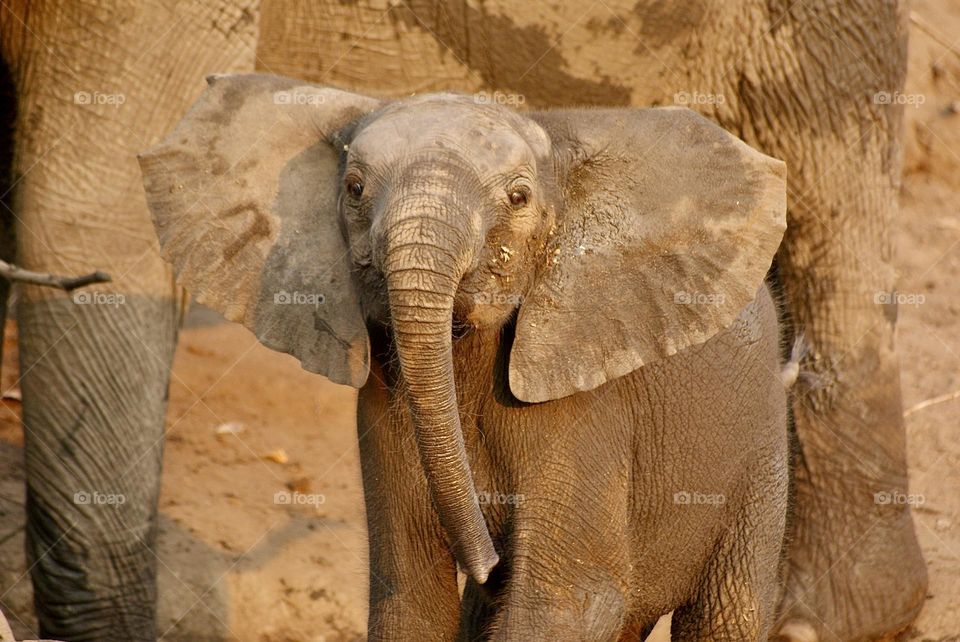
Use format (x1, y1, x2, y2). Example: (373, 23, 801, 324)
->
(139, 74, 786, 584)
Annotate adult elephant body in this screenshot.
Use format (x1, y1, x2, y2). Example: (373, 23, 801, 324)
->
(0, 0, 923, 640)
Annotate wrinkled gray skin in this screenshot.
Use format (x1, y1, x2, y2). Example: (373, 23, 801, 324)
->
(140, 76, 790, 640)
(367, 294, 788, 641)
(362, 290, 789, 641)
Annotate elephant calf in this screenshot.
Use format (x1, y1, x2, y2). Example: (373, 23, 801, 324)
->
(139, 74, 790, 641)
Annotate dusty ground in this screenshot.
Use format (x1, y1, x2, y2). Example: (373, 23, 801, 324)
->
(0, 2, 959, 640)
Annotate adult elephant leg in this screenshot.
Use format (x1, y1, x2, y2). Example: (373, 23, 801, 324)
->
(0, 2, 257, 639)
(733, 2, 926, 639)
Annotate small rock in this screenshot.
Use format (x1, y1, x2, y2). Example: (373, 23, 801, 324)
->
(263, 449, 289, 464)
(286, 477, 312, 493)
(214, 421, 244, 435)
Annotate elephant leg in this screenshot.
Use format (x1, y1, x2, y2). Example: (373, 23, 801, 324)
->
(670, 453, 788, 642)
(357, 359, 461, 642)
(730, 2, 927, 638)
(19, 297, 178, 639)
(0, 1, 257, 638)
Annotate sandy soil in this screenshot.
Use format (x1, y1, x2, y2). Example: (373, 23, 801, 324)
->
(1, 3, 959, 640)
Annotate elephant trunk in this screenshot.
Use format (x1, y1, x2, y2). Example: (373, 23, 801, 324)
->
(383, 203, 499, 585)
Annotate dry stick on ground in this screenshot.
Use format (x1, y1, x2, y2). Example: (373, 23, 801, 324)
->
(904, 389, 960, 418)
(0, 259, 110, 291)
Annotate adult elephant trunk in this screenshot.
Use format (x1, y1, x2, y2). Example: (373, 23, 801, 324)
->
(382, 201, 499, 585)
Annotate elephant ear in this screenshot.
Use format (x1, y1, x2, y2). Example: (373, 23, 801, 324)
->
(510, 107, 787, 403)
(139, 74, 380, 387)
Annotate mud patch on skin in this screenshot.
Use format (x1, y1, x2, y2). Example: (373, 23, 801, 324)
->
(205, 134, 227, 175)
(217, 77, 249, 121)
(632, 0, 711, 48)
(202, 74, 287, 128)
(390, 2, 633, 107)
(585, 16, 628, 36)
(221, 202, 271, 261)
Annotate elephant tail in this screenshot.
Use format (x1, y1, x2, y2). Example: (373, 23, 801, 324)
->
(780, 334, 808, 389)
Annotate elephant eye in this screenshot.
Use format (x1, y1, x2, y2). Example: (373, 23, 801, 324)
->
(345, 175, 364, 199)
(507, 186, 529, 208)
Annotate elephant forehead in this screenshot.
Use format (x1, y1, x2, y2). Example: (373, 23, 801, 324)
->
(351, 103, 534, 178)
